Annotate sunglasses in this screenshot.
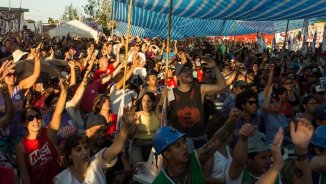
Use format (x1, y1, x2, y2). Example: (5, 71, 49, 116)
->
(6, 73, 17, 77)
(247, 100, 257, 105)
(26, 114, 41, 121)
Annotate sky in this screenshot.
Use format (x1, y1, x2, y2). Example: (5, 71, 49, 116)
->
(3, 0, 89, 22)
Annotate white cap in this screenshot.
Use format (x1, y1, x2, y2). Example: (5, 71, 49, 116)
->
(12, 49, 28, 63)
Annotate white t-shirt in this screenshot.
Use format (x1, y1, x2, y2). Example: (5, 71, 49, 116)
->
(109, 84, 138, 114)
(210, 145, 232, 179)
(54, 148, 117, 184)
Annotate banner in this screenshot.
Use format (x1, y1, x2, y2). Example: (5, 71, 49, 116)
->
(0, 10, 21, 36)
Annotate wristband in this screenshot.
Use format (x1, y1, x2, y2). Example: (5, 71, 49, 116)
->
(295, 153, 308, 161)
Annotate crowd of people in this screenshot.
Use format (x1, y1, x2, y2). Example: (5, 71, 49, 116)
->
(0, 27, 325, 184)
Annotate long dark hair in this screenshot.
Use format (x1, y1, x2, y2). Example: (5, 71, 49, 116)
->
(137, 91, 157, 111)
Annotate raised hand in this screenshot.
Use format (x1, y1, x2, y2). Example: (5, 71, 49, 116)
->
(203, 56, 217, 68)
(0, 60, 15, 80)
(59, 78, 69, 91)
(121, 106, 141, 138)
(68, 61, 76, 68)
(238, 123, 256, 141)
(228, 108, 241, 123)
(271, 128, 284, 171)
(290, 118, 314, 151)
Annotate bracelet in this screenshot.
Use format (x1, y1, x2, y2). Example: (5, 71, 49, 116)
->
(295, 153, 308, 161)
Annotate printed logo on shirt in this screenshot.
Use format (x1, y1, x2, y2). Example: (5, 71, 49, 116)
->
(14, 95, 21, 100)
(29, 142, 52, 167)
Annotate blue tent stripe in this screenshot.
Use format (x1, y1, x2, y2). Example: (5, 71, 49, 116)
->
(113, 0, 326, 39)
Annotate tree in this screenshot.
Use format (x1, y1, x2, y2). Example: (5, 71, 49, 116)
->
(61, 4, 79, 21)
(48, 18, 56, 25)
(26, 19, 35, 23)
(83, 0, 112, 29)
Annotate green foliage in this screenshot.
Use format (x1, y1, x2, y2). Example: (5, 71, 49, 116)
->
(48, 17, 56, 25)
(25, 19, 35, 23)
(61, 4, 79, 20)
(83, 0, 112, 29)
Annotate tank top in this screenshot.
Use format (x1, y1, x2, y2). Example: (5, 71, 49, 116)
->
(152, 151, 205, 184)
(0, 85, 25, 136)
(21, 128, 59, 184)
(168, 84, 205, 138)
(135, 112, 160, 140)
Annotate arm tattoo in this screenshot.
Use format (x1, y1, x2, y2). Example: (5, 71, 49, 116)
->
(294, 167, 303, 178)
(215, 122, 234, 143)
(199, 122, 234, 163)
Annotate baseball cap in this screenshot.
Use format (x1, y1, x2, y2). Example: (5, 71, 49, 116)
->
(175, 61, 192, 75)
(86, 114, 106, 129)
(247, 131, 271, 153)
(314, 105, 326, 120)
(233, 80, 247, 88)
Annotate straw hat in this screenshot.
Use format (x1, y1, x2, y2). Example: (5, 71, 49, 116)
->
(12, 49, 28, 63)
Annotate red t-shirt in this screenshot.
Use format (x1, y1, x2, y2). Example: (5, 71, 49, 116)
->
(21, 128, 58, 184)
(80, 79, 101, 113)
(106, 113, 117, 139)
(94, 64, 115, 93)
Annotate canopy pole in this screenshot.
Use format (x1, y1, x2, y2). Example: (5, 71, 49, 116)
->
(161, 0, 173, 126)
(281, 20, 290, 63)
(122, 0, 133, 92)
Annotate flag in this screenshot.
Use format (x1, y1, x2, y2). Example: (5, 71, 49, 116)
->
(312, 31, 317, 54)
(272, 37, 277, 50)
(302, 19, 309, 56)
(322, 23, 326, 52)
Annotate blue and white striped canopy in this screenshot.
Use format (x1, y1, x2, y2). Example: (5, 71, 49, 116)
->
(112, 0, 325, 39)
(115, 0, 326, 21)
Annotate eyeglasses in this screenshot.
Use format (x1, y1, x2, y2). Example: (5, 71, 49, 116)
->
(285, 82, 293, 85)
(247, 100, 257, 105)
(6, 73, 17, 77)
(26, 114, 41, 121)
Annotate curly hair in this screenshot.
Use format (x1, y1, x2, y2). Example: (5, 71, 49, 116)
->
(235, 89, 258, 111)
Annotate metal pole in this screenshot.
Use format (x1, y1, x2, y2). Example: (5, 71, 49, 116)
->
(281, 20, 290, 63)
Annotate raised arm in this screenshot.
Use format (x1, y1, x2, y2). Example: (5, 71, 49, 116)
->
(19, 46, 41, 90)
(0, 83, 14, 129)
(102, 106, 140, 163)
(201, 57, 227, 100)
(196, 108, 240, 164)
(256, 128, 284, 184)
(262, 84, 274, 112)
(290, 119, 314, 184)
(228, 123, 256, 179)
(46, 79, 68, 146)
(68, 61, 76, 86)
(115, 58, 140, 90)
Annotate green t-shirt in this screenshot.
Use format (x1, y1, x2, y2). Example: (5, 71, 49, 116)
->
(242, 167, 280, 184)
(152, 151, 204, 184)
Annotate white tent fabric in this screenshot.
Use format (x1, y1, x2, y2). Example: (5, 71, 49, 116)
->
(48, 20, 98, 39)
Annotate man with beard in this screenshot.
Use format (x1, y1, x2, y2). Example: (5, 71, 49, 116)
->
(86, 115, 127, 184)
(167, 57, 227, 149)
